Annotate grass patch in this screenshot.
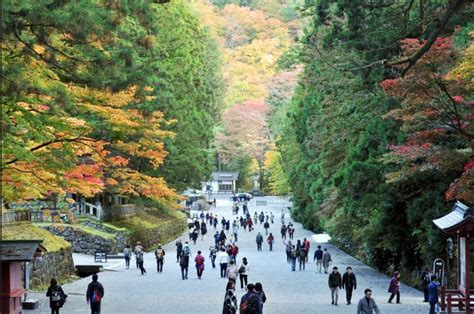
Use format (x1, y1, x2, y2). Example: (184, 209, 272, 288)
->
(2, 222, 70, 252)
(34, 222, 117, 240)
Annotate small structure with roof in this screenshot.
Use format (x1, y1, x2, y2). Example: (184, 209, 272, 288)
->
(202, 171, 239, 194)
(433, 201, 474, 313)
(1, 240, 47, 314)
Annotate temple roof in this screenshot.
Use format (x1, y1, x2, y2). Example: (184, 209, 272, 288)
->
(433, 201, 472, 234)
(1, 240, 46, 262)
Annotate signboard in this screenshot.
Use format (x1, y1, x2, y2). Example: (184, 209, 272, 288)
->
(433, 258, 445, 286)
(95, 252, 107, 263)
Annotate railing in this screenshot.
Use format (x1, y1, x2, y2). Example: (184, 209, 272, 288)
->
(1, 209, 31, 224)
(441, 287, 474, 313)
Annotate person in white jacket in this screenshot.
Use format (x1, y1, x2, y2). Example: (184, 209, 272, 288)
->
(226, 260, 239, 283)
(217, 248, 230, 278)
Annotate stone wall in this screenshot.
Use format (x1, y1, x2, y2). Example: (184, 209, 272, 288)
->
(128, 218, 187, 251)
(81, 220, 127, 250)
(41, 225, 119, 255)
(102, 204, 141, 221)
(29, 247, 75, 289)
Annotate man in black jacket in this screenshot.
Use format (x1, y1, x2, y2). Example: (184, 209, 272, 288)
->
(342, 266, 357, 305)
(86, 273, 104, 314)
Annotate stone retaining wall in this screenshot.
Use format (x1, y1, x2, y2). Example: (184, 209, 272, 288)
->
(128, 218, 187, 251)
(41, 225, 119, 255)
(29, 247, 75, 289)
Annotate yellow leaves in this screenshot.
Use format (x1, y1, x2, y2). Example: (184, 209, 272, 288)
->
(64, 117, 87, 128)
(447, 40, 474, 88)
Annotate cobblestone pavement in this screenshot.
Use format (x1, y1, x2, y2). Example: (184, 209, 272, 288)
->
(26, 196, 427, 313)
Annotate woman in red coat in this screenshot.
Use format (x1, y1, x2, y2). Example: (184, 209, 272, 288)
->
(388, 271, 401, 304)
(195, 250, 205, 279)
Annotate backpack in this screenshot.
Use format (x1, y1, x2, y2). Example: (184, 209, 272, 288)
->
(155, 249, 164, 259)
(238, 265, 246, 274)
(91, 287, 101, 303)
(183, 246, 190, 256)
(223, 291, 238, 314)
(291, 249, 298, 258)
(244, 293, 260, 314)
(300, 249, 307, 258)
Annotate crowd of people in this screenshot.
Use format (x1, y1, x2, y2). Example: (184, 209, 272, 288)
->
(44, 198, 440, 314)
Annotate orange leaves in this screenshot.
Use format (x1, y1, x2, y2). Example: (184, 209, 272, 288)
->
(64, 164, 105, 197)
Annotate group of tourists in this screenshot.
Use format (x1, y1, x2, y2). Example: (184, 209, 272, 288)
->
(44, 200, 442, 314)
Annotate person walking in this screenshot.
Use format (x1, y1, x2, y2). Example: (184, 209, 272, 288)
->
(328, 266, 342, 306)
(267, 233, 274, 251)
(223, 281, 238, 314)
(226, 260, 239, 283)
(123, 244, 132, 269)
(263, 221, 270, 235)
(298, 246, 307, 271)
(256, 232, 264, 251)
(201, 221, 207, 240)
(233, 223, 239, 242)
(255, 282, 267, 314)
(304, 238, 310, 262)
(179, 250, 189, 280)
(314, 245, 324, 273)
(428, 275, 440, 314)
(280, 209, 285, 224)
(214, 231, 221, 248)
(342, 266, 357, 305)
(239, 257, 249, 290)
(357, 288, 380, 314)
(86, 274, 104, 314)
(288, 223, 295, 240)
(231, 242, 239, 262)
(420, 267, 431, 302)
(218, 248, 230, 278)
(220, 230, 227, 246)
(226, 220, 231, 234)
(136, 250, 146, 275)
(270, 212, 274, 224)
(134, 241, 143, 268)
(240, 283, 261, 314)
(154, 244, 165, 273)
(387, 271, 401, 304)
(175, 239, 183, 263)
(214, 216, 218, 229)
(209, 245, 217, 269)
(283, 240, 292, 263)
(290, 245, 298, 271)
(46, 278, 66, 314)
(195, 250, 205, 279)
(280, 224, 287, 240)
(322, 248, 332, 274)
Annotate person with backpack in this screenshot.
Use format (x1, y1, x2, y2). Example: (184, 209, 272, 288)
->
(175, 239, 183, 263)
(220, 230, 227, 246)
(123, 244, 132, 269)
(46, 278, 66, 314)
(247, 217, 253, 232)
(240, 283, 261, 314)
(209, 245, 218, 269)
(218, 248, 230, 278)
(256, 232, 264, 251)
(290, 245, 298, 271)
(259, 212, 265, 225)
(357, 288, 380, 314)
(221, 217, 227, 229)
(214, 231, 221, 248)
(154, 244, 165, 273)
(342, 266, 357, 305)
(255, 282, 267, 314)
(267, 233, 274, 251)
(420, 267, 431, 302)
(191, 228, 199, 245)
(280, 224, 287, 240)
(239, 257, 249, 290)
(288, 223, 295, 240)
(86, 273, 104, 314)
(314, 246, 324, 273)
(226, 260, 239, 283)
(134, 241, 143, 268)
(214, 216, 218, 229)
(328, 266, 342, 306)
(226, 220, 231, 234)
(179, 250, 190, 280)
(136, 250, 146, 275)
(263, 221, 270, 235)
(270, 212, 274, 224)
(299, 246, 307, 271)
(322, 248, 332, 274)
(223, 280, 238, 314)
(195, 250, 205, 279)
(253, 212, 258, 225)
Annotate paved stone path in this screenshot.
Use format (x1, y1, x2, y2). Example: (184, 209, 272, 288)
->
(26, 196, 427, 313)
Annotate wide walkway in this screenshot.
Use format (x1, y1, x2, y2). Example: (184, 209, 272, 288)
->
(27, 196, 427, 313)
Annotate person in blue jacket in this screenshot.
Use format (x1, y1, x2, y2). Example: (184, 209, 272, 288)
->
(428, 275, 440, 314)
